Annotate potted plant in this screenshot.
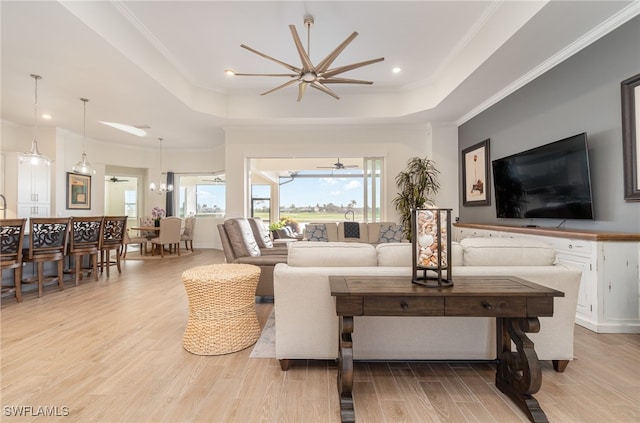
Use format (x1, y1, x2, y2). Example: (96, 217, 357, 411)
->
(392, 157, 440, 241)
(269, 221, 284, 239)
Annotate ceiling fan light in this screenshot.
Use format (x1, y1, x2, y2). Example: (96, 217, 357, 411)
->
(301, 72, 316, 82)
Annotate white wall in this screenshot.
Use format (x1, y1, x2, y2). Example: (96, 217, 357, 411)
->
(224, 123, 457, 223)
(2, 120, 224, 248)
(3, 118, 460, 246)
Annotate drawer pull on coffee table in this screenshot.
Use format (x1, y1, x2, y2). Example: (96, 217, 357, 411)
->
(400, 300, 409, 310)
(482, 301, 493, 310)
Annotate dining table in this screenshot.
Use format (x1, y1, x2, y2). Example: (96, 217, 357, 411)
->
(130, 226, 160, 232)
(130, 226, 160, 255)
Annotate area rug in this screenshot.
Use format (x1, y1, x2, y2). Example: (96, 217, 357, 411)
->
(121, 249, 194, 260)
(250, 310, 275, 358)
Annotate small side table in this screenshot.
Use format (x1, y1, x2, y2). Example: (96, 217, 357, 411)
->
(182, 263, 261, 355)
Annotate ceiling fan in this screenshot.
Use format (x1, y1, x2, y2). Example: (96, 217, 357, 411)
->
(317, 158, 358, 170)
(230, 15, 384, 102)
(106, 176, 129, 183)
(202, 177, 225, 183)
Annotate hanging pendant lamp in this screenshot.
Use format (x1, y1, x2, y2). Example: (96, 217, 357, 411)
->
(72, 98, 96, 175)
(150, 138, 173, 193)
(19, 74, 51, 166)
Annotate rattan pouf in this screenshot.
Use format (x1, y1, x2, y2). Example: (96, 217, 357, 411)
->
(182, 263, 261, 355)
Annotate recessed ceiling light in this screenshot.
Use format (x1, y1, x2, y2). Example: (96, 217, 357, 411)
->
(225, 69, 236, 76)
(41, 114, 52, 120)
(392, 67, 402, 74)
(99, 121, 147, 137)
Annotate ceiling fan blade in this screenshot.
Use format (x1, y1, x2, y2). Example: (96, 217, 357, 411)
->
(320, 77, 374, 85)
(321, 57, 385, 78)
(310, 81, 340, 100)
(233, 72, 299, 77)
(289, 24, 314, 73)
(316, 31, 358, 73)
(260, 78, 299, 96)
(241, 44, 301, 73)
(297, 82, 308, 102)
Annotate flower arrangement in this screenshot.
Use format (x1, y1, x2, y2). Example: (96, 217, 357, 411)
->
(152, 207, 166, 220)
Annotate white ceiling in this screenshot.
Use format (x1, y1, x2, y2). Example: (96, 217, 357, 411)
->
(1, 1, 637, 150)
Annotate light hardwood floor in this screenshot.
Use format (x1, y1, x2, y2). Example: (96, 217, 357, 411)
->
(1, 249, 638, 422)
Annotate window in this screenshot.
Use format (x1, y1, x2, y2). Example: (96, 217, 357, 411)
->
(251, 184, 270, 222)
(124, 190, 137, 218)
(176, 174, 225, 218)
(279, 169, 366, 224)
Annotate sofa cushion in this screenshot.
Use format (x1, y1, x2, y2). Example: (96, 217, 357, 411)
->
(377, 223, 404, 243)
(460, 237, 556, 266)
(224, 218, 261, 258)
(288, 242, 377, 267)
(248, 218, 273, 249)
(451, 241, 463, 266)
(337, 222, 369, 243)
(306, 223, 329, 242)
(376, 243, 412, 267)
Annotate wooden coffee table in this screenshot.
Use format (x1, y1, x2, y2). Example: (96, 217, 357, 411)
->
(330, 275, 564, 423)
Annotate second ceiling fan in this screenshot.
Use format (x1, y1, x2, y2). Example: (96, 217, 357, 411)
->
(231, 15, 384, 102)
(317, 158, 358, 170)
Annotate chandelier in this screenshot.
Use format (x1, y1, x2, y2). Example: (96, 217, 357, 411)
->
(72, 98, 96, 175)
(19, 74, 50, 166)
(149, 138, 173, 193)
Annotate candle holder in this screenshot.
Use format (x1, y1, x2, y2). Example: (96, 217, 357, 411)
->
(411, 208, 453, 287)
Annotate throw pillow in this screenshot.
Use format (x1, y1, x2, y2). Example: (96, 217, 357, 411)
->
(306, 223, 328, 242)
(378, 224, 404, 243)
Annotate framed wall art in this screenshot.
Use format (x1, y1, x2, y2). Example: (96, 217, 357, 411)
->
(462, 139, 491, 206)
(67, 172, 91, 209)
(621, 72, 640, 202)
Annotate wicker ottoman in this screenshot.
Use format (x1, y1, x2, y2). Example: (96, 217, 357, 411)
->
(182, 263, 261, 355)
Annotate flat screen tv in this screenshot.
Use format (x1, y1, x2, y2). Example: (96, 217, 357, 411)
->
(492, 132, 594, 220)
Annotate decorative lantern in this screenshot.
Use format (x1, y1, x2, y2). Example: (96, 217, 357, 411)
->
(411, 208, 453, 287)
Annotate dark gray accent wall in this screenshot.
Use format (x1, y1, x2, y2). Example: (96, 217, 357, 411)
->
(459, 16, 640, 233)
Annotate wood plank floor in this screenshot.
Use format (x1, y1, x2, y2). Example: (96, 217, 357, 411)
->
(2, 249, 639, 422)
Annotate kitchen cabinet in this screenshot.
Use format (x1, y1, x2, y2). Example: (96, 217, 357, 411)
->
(3, 152, 51, 218)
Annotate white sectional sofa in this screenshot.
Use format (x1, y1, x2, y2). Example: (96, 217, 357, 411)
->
(273, 237, 581, 372)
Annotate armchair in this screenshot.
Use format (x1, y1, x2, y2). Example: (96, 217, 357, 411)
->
(217, 218, 288, 296)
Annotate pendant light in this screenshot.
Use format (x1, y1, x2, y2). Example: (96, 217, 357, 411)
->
(72, 98, 96, 175)
(19, 74, 50, 166)
(150, 138, 173, 193)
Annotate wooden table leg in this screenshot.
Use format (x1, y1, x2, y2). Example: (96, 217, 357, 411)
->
(496, 317, 549, 423)
(338, 316, 355, 423)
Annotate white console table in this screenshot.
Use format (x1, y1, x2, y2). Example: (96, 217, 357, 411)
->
(454, 223, 640, 334)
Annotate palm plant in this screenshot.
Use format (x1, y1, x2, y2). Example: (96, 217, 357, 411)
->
(392, 157, 441, 240)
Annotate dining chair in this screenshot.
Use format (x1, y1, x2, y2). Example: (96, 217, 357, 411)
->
(68, 216, 104, 286)
(139, 216, 156, 239)
(99, 216, 127, 276)
(1, 218, 27, 302)
(180, 216, 196, 251)
(22, 217, 71, 298)
(150, 216, 181, 258)
(122, 229, 149, 258)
